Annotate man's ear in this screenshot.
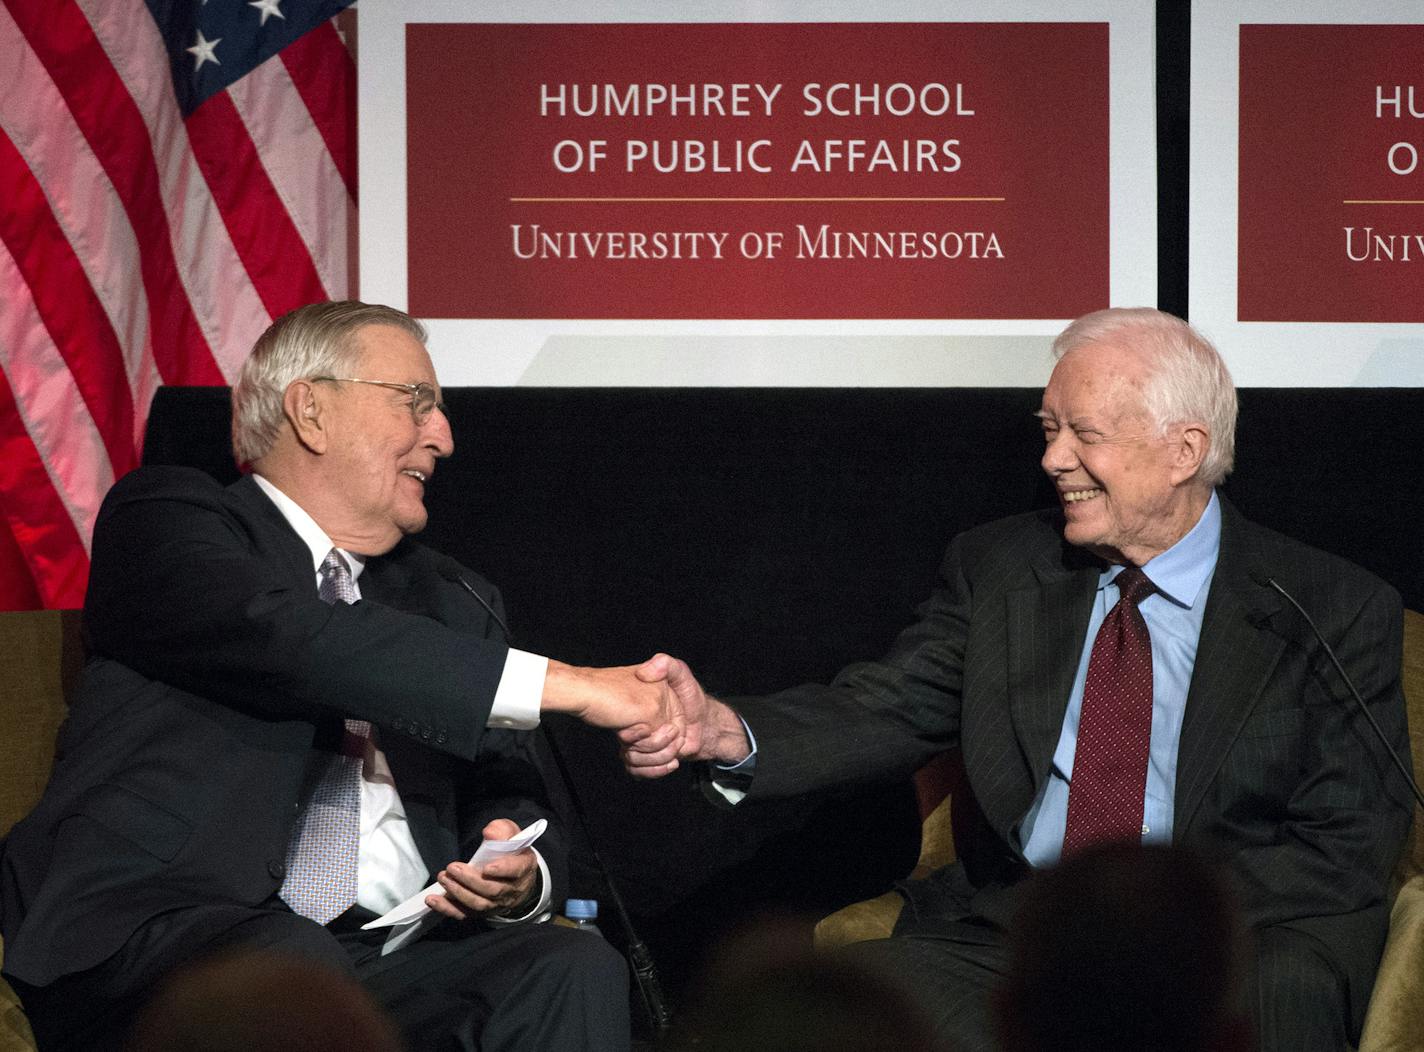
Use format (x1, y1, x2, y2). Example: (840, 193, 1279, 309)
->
(283, 380, 328, 454)
(1171, 422, 1209, 485)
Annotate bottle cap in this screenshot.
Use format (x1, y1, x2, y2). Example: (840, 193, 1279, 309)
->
(565, 898, 598, 921)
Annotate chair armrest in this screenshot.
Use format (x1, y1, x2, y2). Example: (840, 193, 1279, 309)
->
(911, 796, 956, 879)
(0, 938, 38, 1052)
(814, 785, 960, 949)
(1357, 874, 1424, 1052)
(813, 891, 905, 949)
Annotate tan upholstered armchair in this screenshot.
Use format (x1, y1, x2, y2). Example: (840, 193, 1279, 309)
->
(0, 610, 82, 1052)
(4, 608, 1422, 1049)
(815, 609, 1424, 1052)
(1356, 608, 1424, 1051)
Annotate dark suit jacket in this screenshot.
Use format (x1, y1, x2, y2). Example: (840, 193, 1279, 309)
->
(737, 497, 1411, 1030)
(0, 466, 566, 988)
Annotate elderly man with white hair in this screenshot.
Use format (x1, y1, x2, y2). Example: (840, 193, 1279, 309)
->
(628, 307, 1412, 1051)
(1, 301, 682, 1051)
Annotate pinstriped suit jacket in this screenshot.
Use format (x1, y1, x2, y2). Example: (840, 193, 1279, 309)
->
(739, 496, 1411, 1026)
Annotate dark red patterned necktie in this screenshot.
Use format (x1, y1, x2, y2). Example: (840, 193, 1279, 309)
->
(1062, 566, 1156, 857)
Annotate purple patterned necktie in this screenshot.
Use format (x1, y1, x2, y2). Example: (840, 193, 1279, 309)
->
(279, 549, 371, 924)
(1062, 566, 1156, 857)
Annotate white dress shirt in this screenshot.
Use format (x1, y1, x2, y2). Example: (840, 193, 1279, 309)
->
(254, 474, 551, 922)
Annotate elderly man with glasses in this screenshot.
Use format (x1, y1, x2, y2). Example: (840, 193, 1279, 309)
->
(0, 301, 674, 1051)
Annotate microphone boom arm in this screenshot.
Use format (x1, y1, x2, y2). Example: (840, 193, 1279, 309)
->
(1261, 575, 1424, 813)
(439, 559, 674, 1037)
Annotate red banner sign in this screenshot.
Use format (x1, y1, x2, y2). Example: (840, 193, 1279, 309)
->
(1239, 24, 1424, 323)
(405, 22, 1108, 320)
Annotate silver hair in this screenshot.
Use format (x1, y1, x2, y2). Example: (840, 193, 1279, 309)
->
(1051, 307, 1237, 486)
(230, 301, 428, 466)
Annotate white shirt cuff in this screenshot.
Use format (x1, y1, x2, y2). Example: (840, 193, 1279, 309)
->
(488, 649, 547, 730)
(484, 849, 553, 925)
(709, 717, 757, 804)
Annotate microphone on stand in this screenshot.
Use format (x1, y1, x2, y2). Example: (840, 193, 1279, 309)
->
(1251, 572, 1424, 812)
(438, 560, 675, 1038)
(439, 560, 512, 640)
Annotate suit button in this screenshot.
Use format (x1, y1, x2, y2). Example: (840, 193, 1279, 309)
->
(436, 730, 448, 745)
(268, 860, 286, 879)
(419, 726, 432, 741)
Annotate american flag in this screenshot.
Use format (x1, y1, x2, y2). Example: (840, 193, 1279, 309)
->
(0, 0, 356, 610)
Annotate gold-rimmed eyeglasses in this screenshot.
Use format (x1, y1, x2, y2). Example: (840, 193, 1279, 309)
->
(310, 377, 446, 425)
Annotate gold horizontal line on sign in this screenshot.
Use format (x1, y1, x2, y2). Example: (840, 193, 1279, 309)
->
(509, 196, 1007, 203)
(1343, 199, 1424, 205)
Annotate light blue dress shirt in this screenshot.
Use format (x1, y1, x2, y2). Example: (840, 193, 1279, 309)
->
(1018, 491, 1222, 867)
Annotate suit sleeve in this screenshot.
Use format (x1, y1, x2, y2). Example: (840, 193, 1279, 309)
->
(84, 466, 509, 763)
(735, 532, 973, 799)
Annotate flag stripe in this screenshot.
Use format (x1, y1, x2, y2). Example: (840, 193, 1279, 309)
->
(185, 88, 329, 319)
(6, 0, 225, 387)
(0, 400, 92, 609)
(0, 235, 118, 559)
(1, 0, 354, 609)
(0, 513, 43, 613)
(76, 0, 273, 382)
(0, 370, 93, 612)
(228, 56, 348, 301)
(0, 131, 137, 475)
(0, 2, 156, 442)
(281, 20, 356, 199)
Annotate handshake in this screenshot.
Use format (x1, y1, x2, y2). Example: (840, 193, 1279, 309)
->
(540, 655, 751, 778)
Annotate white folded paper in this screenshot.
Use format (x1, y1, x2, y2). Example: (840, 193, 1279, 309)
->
(361, 818, 547, 955)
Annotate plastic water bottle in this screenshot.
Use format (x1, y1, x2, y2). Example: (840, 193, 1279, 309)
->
(566, 898, 602, 935)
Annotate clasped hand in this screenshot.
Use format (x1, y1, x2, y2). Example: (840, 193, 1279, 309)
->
(542, 656, 744, 778)
(545, 660, 695, 758)
(620, 653, 732, 779)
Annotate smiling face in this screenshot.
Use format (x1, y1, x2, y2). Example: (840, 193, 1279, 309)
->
(317, 324, 453, 553)
(1038, 341, 1209, 566)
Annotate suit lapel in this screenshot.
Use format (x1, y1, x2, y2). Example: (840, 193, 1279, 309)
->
(228, 475, 321, 589)
(357, 550, 402, 607)
(1007, 543, 1100, 792)
(353, 543, 467, 876)
(360, 542, 458, 624)
(229, 484, 466, 876)
(381, 732, 460, 874)
(1173, 503, 1285, 834)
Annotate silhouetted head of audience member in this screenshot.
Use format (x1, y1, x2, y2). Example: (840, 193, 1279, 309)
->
(676, 917, 950, 1052)
(125, 949, 404, 1052)
(995, 841, 1252, 1052)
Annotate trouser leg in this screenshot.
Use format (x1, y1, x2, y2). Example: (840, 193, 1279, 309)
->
(349, 922, 631, 1052)
(837, 924, 1010, 1052)
(11, 904, 349, 1052)
(1250, 926, 1350, 1052)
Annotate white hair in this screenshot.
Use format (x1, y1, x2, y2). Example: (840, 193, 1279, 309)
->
(231, 301, 427, 466)
(1052, 307, 1237, 486)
